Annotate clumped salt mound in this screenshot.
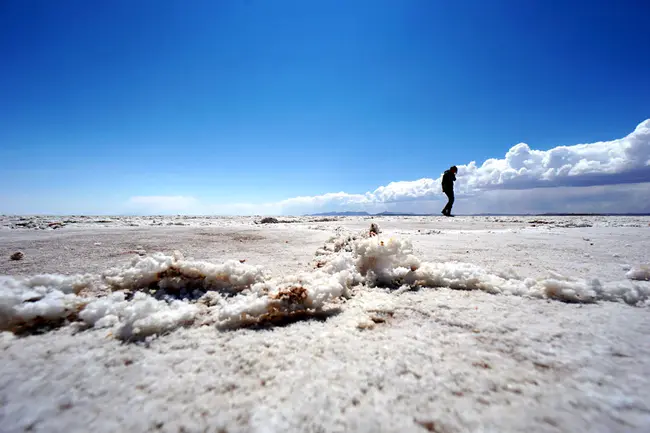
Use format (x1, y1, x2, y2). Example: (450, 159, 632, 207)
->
(207, 230, 364, 328)
(558, 220, 593, 228)
(0, 274, 94, 332)
(93, 251, 333, 332)
(101, 251, 270, 297)
(315, 228, 359, 256)
(590, 279, 650, 306)
(525, 218, 594, 229)
(355, 236, 420, 287)
(89, 230, 365, 330)
(0, 251, 271, 337)
(0, 242, 361, 335)
(408, 262, 532, 295)
(626, 265, 650, 281)
(213, 268, 355, 328)
(80, 292, 199, 340)
(532, 276, 650, 305)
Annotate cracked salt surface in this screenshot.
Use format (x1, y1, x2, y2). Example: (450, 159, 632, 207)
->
(1, 216, 650, 432)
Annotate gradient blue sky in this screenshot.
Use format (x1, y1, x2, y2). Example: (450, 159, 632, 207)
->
(1, 0, 649, 215)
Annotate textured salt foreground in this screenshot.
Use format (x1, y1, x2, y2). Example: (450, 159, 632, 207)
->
(1, 216, 650, 432)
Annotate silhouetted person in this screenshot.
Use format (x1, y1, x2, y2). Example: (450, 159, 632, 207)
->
(441, 166, 457, 217)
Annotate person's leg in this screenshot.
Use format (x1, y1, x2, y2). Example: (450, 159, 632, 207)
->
(447, 191, 455, 215)
(442, 191, 454, 215)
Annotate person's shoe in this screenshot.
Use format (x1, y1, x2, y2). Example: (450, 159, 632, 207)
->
(441, 210, 447, 216)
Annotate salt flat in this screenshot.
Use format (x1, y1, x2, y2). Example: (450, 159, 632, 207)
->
(1, 216, 649, 433)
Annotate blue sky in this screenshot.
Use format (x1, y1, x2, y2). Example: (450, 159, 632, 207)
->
(1, 0, 649, 215)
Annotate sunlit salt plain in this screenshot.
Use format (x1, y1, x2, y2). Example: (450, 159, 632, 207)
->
(1, 215, 649, 433)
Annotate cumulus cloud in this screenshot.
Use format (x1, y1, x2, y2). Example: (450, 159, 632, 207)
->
(460, 119, 650, 191)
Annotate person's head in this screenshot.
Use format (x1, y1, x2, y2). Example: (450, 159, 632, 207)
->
(450, 166, 458, 173)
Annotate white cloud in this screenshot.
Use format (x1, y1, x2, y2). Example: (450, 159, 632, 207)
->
(126, 120, 650, 215)
(459, 118, 650, 191)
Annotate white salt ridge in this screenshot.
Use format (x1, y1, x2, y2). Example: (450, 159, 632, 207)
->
(626, 266, 650, 281)
(217, 231, 650, 329)
(412, 263, 650, 305)
(2, 226, 649, 337)
(213, 235, 361, 327)
(351, 236, 650, 306)
(101, 250, 270, 293)
(213, 268, 355, 328)
(80, 292, 199, 339)
(0, 274, 94, 331)
(354, 236, 421, 286)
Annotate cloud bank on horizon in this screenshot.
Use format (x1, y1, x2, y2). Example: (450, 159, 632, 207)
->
(129, 119, 650, 215)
